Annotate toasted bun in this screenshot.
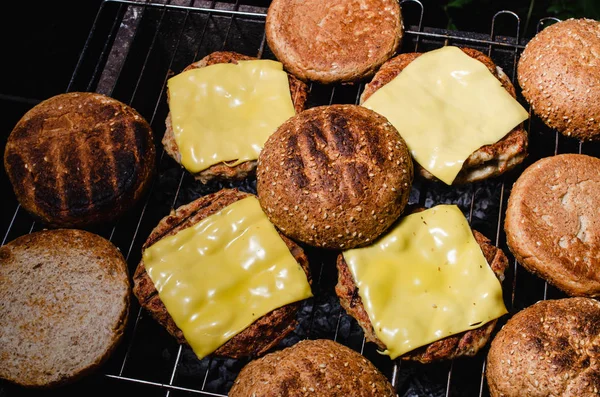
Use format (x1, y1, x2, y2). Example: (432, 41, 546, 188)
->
(518, 18, 600, 141)
(505, 154, 600, 297)
(3, 92, 155, 228)
(336, 223, 508, 363)
(486, 298, 600, 397)
(0, 229, 130, 388)
(256, 104, 413, 249)
(163, 51, 308, 184)
(132, 188, 311, 359)
(265, 0, 403, 84)
(229, 339, 396, 396)
(361, 47, 528, 184)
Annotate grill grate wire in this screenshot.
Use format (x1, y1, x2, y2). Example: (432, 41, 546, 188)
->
(3, 1, 599, 396)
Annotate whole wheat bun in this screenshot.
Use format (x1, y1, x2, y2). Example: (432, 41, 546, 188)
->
(229, 339, 396, 396)
(265, 0, 403, 84)
(3, 92, 156, 228)
(518, 18, 600, 141)
(163, 51, 308, 184)
(486, 298, 600, 397)
(0, 229, 130, 388)
(361, 47, 529, 184)
(133, 188, 312, 359)
(256, 104, 413, 250)
(504, 154, 600, 297)
(336, 214, 508, 363)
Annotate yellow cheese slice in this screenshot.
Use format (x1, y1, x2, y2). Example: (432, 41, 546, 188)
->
(142, 196, 312, 359)
(342, 205, 507, 359)
(362, 46, 528, 185)
(167, 60, 296, 173)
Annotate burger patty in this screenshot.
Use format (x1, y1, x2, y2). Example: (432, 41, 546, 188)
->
(335, 226, 508, 363)
(360, 48, 528, 185)
(163, 51, 309, 184)
(132, 189, 312, 359)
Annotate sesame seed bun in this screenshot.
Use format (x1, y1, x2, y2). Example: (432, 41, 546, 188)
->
(256, 104, 413, 250)
(517, 18, 600, 141)
(229, 339, 396, 396)
(486, 297, 600, 397)
(265, 0, 403, 84)
(504, 154, 600, 297)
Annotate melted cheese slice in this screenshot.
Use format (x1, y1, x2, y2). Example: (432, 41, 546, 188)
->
(362, 46, 528, 185)
(167, 60, 296, 173)
(143, 196, 312, 359)
(342, 205, 507, 359)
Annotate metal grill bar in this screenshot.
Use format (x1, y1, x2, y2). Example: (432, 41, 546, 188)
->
(2, 1, 589, 396)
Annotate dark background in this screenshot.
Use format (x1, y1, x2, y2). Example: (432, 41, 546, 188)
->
(0, 0, 597, 108)
(0, 1, 597, 396)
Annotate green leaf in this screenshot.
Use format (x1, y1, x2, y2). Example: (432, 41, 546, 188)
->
(446, 0, 475, 9)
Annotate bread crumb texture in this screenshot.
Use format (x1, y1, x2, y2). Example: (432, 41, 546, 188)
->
(505, 154, 600, 297)
(0, 229, 130, 388)
(266, 0, 403, 83)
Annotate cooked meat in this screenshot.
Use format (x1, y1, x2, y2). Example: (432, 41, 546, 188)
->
(163, 51, 309, 184)
(361, 48, 528, 185)
(335, 227, 508, 363)
(132, 188, 312, 359)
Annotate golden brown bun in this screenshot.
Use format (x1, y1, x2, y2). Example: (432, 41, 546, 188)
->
(505, 154, 600, 297)
(486, 298, 600, 397)
(518, 18, 600, 141)
(0, 229, 130, 388)
(265, 0, 403, 84)
(361, 48, 528, 184)
(4, 92, 155, 228)
(229, 339, 396, 396)
(163, 51, 308, 184)
(133, 188, 312, 359)
(256, 104, 413, 249)
(336, 223, 508, 363)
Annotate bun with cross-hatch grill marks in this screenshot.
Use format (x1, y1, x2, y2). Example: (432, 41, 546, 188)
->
(3, 92, 156, 228)
(256, 104, 413, 250)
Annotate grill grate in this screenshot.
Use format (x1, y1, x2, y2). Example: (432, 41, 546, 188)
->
(2, 1, 600, 396)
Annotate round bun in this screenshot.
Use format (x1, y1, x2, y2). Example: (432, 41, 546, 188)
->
(133, 188, 312, 359)
(486, 298, 600, 397)
(4, 92, 156, 227)
(505, 154, 600, 297)
(229, 339, 396, 396)
(361, 47, 528, 184)
(517, 18, 600, 141)
(256, 104, 413, 249)
(265, 0, 403, 84)
(0, 229, 130, 388)
(163, 51, 308, 184)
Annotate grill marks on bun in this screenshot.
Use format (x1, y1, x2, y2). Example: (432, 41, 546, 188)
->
(257, 105, 413, 249)
(4, 92, 155, 228)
